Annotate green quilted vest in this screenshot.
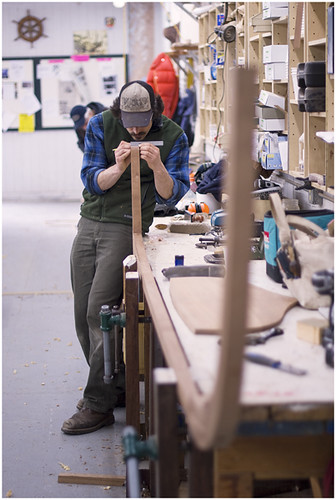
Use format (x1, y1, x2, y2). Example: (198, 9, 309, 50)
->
(80, 110, 183, 233)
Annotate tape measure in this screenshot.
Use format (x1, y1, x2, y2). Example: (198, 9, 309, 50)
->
(187, 202, 209, 214)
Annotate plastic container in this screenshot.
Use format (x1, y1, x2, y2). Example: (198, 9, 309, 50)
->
(304, 87, 325, 112)
(303, 61, 325, 87)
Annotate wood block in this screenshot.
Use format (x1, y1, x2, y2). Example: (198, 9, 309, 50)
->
(296, 318, 328, 344)
(57, 473, 125, 486)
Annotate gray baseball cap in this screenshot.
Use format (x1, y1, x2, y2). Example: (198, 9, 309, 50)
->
(119, 81, 154, 128)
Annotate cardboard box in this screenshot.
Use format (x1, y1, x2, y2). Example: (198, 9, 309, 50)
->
(262, 3, 288, 19)
(259, 118, 286, 131)
(255, 105, 285, 119)
(265, 62, 288, 81)
(263, 1, 288, 8)
(278, 137, 288, 170)
(263, 44, 288, 63)
(259, 90, 285, 109)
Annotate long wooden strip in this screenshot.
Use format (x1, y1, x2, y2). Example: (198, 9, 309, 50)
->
(131, 145, 142, 235)
(293, 3, 304, 49)
(58, 473, 126, 486)
(131, 68, 255, 450)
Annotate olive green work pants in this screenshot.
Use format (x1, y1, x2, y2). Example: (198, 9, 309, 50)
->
(70, 217, 133, 413)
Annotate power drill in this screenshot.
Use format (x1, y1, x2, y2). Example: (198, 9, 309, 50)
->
(311, 269, 334, 368)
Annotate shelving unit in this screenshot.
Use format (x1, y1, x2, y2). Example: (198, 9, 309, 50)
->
(198, 2, 334, 194)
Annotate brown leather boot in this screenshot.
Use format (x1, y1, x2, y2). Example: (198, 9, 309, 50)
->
(61, 408, 115, 435)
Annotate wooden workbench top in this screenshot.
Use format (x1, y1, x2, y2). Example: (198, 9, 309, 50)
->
(143, 218, 333, 413)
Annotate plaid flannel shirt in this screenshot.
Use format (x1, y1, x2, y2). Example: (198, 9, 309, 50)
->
(81, 113, 190, 206)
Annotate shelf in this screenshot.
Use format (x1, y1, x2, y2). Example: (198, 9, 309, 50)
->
(263, 80, 288, 84)
(197, 2, 333, 193)
(272, 16, 288, 25)
(309, 112, 326, 118)
(308, 38, 326, 47)
(249, 34, 260, 43)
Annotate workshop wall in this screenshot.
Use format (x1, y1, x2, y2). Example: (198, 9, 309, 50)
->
(2, 2, 169, 201)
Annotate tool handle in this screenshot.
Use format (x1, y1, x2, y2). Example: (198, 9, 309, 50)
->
(244, 352, 280, 368)
(265, 327, 284, 341)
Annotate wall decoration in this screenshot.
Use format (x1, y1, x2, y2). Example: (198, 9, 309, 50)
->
(12, 10, 47, 47)
(105, 17, 115, 28)
(73, 30, 108, 55)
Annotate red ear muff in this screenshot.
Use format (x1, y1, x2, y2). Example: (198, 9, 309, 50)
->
(187, 202, 209, 214)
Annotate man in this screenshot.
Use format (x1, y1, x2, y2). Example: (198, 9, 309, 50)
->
(62, 80, 190, 435)
(70, 101, 107, 152)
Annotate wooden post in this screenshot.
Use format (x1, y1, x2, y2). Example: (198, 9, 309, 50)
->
(153, 368, 180, 498)
(125, 270, 140, 433)
(188, 443, 214, 497)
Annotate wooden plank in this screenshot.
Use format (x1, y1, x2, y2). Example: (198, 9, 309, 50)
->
(131, 68, 256, 451)
(125, 271, 140, 433)
(214, 434, 334, 481)
(293, 3, 304, 49)
(131, 145, 142, 235)
(153, 368, 180, 497)
(58, 473, 125, 486)
(188, 444, 214, 498)
(169, 278, 298, 334)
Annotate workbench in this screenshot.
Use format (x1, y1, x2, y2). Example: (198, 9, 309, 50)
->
(124, 217, 334, 498)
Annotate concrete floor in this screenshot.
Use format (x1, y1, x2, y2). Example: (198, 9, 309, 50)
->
(2, 201, 126, 498)
(2, 201, 318, 499)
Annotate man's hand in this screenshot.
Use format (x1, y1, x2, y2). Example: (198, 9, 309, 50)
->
(114, 140, 131, 172)
(139, 143, 174, 200)
(97, 141, 131, 191)
(139, 143, 161, 172)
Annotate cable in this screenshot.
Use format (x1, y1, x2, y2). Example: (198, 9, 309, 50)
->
(213, 41, 228, 160)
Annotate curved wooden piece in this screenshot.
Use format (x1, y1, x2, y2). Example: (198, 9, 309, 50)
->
(131, 68, 256, 450)
(169, 277, 298, 334)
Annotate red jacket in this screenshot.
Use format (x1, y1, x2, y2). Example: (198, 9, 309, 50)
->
(147, 52, 179, 119)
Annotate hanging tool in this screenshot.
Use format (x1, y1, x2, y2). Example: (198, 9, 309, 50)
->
(244, 352, 307, 375)
(245, 327, 284, 345)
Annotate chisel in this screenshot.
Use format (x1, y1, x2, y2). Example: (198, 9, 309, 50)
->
(244, 352, 307, 375)
(245, 327, 284, 345)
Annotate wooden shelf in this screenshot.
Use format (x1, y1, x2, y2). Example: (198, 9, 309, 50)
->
(197, 2, 333, 192)
(249, 34, 260, 42)
(308, 38, 326, 47)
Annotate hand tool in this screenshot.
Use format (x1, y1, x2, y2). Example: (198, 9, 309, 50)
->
(131, 140, 163, 147)
(113, 141, 163, 151)
(244, 352, 307, 375)
(245, 327, 284, 345)
(162, 264, 225, 279)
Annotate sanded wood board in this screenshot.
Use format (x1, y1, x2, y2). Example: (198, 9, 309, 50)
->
(169, 277, 298, 334)
(58, 473, 125, 486)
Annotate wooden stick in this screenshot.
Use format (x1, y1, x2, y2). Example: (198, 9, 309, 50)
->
(130, 145, 142, 235)
(293, 3, 304, 49)
(58, 473, 125, 486)
(131, 68, 256, 450)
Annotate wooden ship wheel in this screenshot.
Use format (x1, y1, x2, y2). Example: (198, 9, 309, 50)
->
(13, 10, 47, 47)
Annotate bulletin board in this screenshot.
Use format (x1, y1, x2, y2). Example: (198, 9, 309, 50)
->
(36, 55, 127, 129)
(2, 54, 127, 131)
(2, 58, 37, 131)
